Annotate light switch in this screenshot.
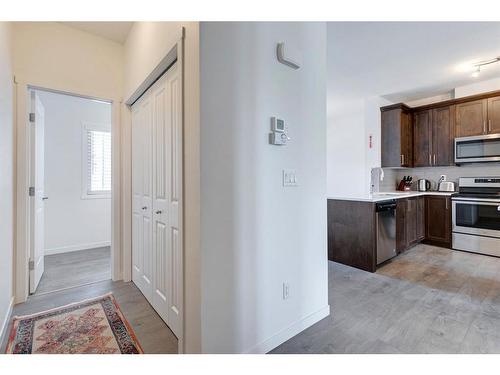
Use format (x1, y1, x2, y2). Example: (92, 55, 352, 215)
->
(283, 169, 298, 187)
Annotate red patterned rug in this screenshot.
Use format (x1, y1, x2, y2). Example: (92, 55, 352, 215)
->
(5, 293, 143, 354)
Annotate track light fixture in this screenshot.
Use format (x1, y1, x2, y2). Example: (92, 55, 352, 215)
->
(472, 57, 500, 78)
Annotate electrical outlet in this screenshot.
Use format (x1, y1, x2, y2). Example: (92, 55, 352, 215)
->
(283, 282, 290, 300)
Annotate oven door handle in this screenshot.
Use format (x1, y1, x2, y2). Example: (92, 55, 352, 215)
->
(452, 199, 500, 206)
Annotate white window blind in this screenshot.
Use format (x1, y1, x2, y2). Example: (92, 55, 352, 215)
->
(86, 129, 111, 195)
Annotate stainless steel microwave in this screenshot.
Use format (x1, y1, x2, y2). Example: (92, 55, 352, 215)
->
(455, 133, 500, 164)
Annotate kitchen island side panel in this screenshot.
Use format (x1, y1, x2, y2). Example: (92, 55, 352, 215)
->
(327, 199, 377, 272)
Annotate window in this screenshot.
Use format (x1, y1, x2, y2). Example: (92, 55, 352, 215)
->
(82, 123, 111, 198)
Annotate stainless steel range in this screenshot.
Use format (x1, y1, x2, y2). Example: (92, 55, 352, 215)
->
(452, 177, 500, 257)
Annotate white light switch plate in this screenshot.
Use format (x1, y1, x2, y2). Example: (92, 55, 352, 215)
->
(283, 169, 298, 187)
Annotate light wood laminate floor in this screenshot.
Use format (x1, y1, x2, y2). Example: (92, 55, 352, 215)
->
(35, 247, 111, 295)
(272, 244, 500, 354)
(1, 279, 178, 353)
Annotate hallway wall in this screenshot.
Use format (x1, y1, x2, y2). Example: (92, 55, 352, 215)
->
(0, 22, 14, 340)
(39, 90, 112, 255)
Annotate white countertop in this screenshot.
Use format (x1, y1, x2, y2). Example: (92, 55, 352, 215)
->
(328, 191, 455, 203)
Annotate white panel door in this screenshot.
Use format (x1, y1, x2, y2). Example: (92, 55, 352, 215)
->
(140, 95, 154, 301)
(131, 104, 143, 290)
(29, 91, 46, 293)
(165, 63, 183, 337)
(132, 62, 183, 339)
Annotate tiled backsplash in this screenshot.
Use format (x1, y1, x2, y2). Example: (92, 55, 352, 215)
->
(374, 163, 500, 192)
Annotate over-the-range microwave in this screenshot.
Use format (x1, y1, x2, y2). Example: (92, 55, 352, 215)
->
(455, 133, 500, 164)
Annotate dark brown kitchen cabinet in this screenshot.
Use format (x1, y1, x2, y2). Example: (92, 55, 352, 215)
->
(432, 106, 454, 166)
(416, 196, 425, 241)
(396, 197, 425, 253)
(425, 196, 452, 248)
(455, 99, 488, 137)
(381, 105, 413, 168)
(413, 106, 454, 167)
(487, 96, 500, 134)
(396, 199, 407, 253)
(413, 109, 432, 167)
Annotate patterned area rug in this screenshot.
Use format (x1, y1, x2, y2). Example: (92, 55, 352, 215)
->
(5, 293, 143, 354)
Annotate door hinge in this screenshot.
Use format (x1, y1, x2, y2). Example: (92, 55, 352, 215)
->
(29, 186, 35, 196)
(29, 260, 35, 270)
(29, 113, 35, 122)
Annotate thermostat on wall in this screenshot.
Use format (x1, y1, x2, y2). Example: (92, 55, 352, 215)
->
(269, 117, 289, 146)
(272, 117, 286, 132)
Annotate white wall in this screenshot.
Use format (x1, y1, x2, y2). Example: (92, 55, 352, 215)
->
(0, 21, 14, 340)
(38, 90, 111, 255)
(200, 22, 329, 353)
(123, 21, 201, 354)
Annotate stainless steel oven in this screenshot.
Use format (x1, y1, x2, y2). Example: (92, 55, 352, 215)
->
(455, 133, 500, 164)
(452, 177, 500, 257)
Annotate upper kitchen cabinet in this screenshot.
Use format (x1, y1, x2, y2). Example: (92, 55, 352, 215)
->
(487, 96, 500, 134)
(432, 105, 454, 166)
(412, 105, 454, 167)
(455, 99, 487, 137)
(381, 104, 413, 168)
(413, 109, 432, 167)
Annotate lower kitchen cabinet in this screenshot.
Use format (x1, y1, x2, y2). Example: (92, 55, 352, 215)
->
(396, 196, 425, 253)
(425, 195, 452, 248)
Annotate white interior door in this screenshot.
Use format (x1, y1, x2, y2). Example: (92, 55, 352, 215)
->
(131, 62, 183, 339)
(29, 91, 46, 293)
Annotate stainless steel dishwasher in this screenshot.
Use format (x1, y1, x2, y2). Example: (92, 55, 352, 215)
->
(376, 200, 397, 265)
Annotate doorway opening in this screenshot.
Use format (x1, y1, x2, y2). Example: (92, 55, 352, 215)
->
(29, 88, 113, 296)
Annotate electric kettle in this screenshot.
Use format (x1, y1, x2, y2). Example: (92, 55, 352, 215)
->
(418, 179, 431, 192)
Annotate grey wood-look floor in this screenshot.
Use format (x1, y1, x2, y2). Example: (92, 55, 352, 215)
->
(35, 247, 111, 295)
(1, 279, 178, 354)
(272, 244, 500, 354)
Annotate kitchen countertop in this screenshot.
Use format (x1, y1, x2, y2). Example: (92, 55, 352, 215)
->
(328, 191, 455, 203)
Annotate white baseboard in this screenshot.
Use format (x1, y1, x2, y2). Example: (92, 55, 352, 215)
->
(44, 241, 111, 256)
(0, 297, 14, 345)
(245, 304, 331, 354)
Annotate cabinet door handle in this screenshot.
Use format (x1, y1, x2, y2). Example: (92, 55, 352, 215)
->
(142, 206, 147, 210)
(433, 154, 436, 165)
(484, 120, 487, 134)
(155, 210, 162, 214)
(445, 199, 448, 210)
(428, 154, 431, 165)
(400, 154, 404, 165)
(489, 119, 492, 133)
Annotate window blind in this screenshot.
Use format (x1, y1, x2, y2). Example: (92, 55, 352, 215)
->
(86, 129, 111, 194)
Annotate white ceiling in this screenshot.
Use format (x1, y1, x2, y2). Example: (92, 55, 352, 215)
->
(327, 22, 500, 102)
(60, 22, 134, 44)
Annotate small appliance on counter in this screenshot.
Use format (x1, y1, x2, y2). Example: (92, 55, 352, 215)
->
(418, 179, 431, 192)
(437, 176, 456, 192)
(397, 176, 413, 191)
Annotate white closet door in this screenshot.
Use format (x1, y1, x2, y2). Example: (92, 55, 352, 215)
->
(165, 63, 183, 337)
(131, 105, 143, 290)
(132, 62, 183, 339)
(132, 94, 154, 301)
(151, 63, 182, 337)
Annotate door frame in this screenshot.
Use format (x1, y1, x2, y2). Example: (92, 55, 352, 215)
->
(14, 82, 122, 303)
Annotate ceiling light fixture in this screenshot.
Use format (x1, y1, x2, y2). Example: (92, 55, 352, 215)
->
(472, 66, 481, 78)
(472, 57, 500, 78)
